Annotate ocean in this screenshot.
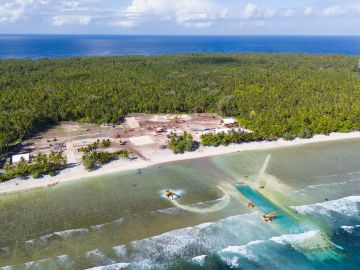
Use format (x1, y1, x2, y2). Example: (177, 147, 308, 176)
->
(0, 139, 359, 269)
(0, 35, 360, 58)
(1, 35, 360, 269)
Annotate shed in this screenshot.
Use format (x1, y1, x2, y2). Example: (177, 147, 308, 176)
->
(12, 153, 30, 163)
(221, 118, 236, 125)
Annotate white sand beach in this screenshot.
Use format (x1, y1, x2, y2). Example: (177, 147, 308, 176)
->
(1, 131, 360, 195)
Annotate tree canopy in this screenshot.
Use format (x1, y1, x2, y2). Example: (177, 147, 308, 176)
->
(1, 54, 359, 154)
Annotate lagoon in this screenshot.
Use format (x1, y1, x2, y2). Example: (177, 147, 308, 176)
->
(0, 138, 360, 269)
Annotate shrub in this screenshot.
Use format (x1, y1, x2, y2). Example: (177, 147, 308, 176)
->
(101, 139, 112, 148)
(1, 152, 66, 181)
(168, 132, 197, 154)
(81, 142, 131, 170)
(297, 128, 313, 139)
(201, 129, 265, 147)
(283, 132, 296, 141)
(31, 171, 41, 178)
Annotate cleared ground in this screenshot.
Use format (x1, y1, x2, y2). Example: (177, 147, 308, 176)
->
(10, 113, 244, 165)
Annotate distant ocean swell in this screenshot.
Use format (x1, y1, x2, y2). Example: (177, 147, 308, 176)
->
(1, 35, 360, 59)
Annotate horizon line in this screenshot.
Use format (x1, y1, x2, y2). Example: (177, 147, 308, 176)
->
(1, 33, 360, 37)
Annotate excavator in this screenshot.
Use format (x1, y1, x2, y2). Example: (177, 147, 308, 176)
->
(262, 211, 279, 222)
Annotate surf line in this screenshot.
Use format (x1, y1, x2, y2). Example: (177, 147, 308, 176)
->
(170, 186, 230, 213)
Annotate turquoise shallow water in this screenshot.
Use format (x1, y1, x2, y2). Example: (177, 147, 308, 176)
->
(0, 138, 359, 269)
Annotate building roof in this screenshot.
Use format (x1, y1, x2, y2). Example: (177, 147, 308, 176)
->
(12, 153, 30, 163)
(222, 118, 236, 125)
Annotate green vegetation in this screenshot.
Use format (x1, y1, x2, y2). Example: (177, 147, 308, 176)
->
(200, 130, 265, 147)
(101, 139, 112, 148)
(0, 54, 360, 156)
(168, 132, 197, 154)
(79, 142, 130, 171)
(0, 152, 66, 182)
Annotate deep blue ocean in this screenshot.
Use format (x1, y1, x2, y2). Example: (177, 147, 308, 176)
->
(0, 35, 360, 58)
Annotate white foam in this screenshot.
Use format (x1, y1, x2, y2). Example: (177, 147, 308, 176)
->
(85, 263, 130, 270)
(270, 230, 319, 245)
(26, 227, 90, 245)
(113, 245, 126, 257)
(341, 226, 354, 233)
(292, 196, 360, 216)
(192, 255, 206, 266)
(169, 186, 231, 213)
(15, 213, 268, 269)
(219, 229, 341, 268)
(119, 212, 269, 266)
(91, 217, 124, 230)
(22, 254, 69, 268)
(220, 240, 264, 262)
(295, 178, 360, 193)
(155, 197, 227, 215)
(26, 217, 125, 246)
(316, 171, 360, 179)
(54, 228, 89, 237)
(86, 249, 116, 267)
(86, 249, 105, 258)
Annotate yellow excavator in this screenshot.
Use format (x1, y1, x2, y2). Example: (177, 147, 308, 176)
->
(165, 190, 180, 200)
(262, 211, 279, 222)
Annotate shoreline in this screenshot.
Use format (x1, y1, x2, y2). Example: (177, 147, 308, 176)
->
(1, 131, 360, 195)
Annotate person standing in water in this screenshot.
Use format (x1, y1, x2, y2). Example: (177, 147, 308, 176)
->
(247, 201, 255, 208)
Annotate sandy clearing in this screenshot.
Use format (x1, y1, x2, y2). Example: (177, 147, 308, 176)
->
(129, 136, 154, 146)
(125, 117, 140, 129)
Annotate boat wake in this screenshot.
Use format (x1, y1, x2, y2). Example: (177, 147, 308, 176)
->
(170, 186, 231, 213)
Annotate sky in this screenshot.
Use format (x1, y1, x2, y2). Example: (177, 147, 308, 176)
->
(0, 0, 359, 35)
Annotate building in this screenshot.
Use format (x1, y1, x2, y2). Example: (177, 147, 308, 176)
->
(12, 153, 30, 163)
(221, 118, 236, 125)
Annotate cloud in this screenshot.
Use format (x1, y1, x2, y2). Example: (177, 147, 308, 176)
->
(304, 6, 313, 16)
(60, 1, 81, 11)
(1, 0, 360, 33)
(183, 21, 213, 28)
(240, 4, 276, 19)
(322, 5, 346, 17)
(111, 20, 138, 28)
(121, 0, 228, 28)
(0, 0, 46, 23)
(52, 14, 92, 25)
(283, 9, 296, 17)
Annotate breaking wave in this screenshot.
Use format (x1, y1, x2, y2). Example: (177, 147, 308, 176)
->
(292, 196, 360, 217)
(86, 263, 130, 270)
(295, 178, 360, 194)
(218, 230, 343, 269)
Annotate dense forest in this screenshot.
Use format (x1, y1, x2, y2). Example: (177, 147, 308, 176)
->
(1, 54, 360, 154)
